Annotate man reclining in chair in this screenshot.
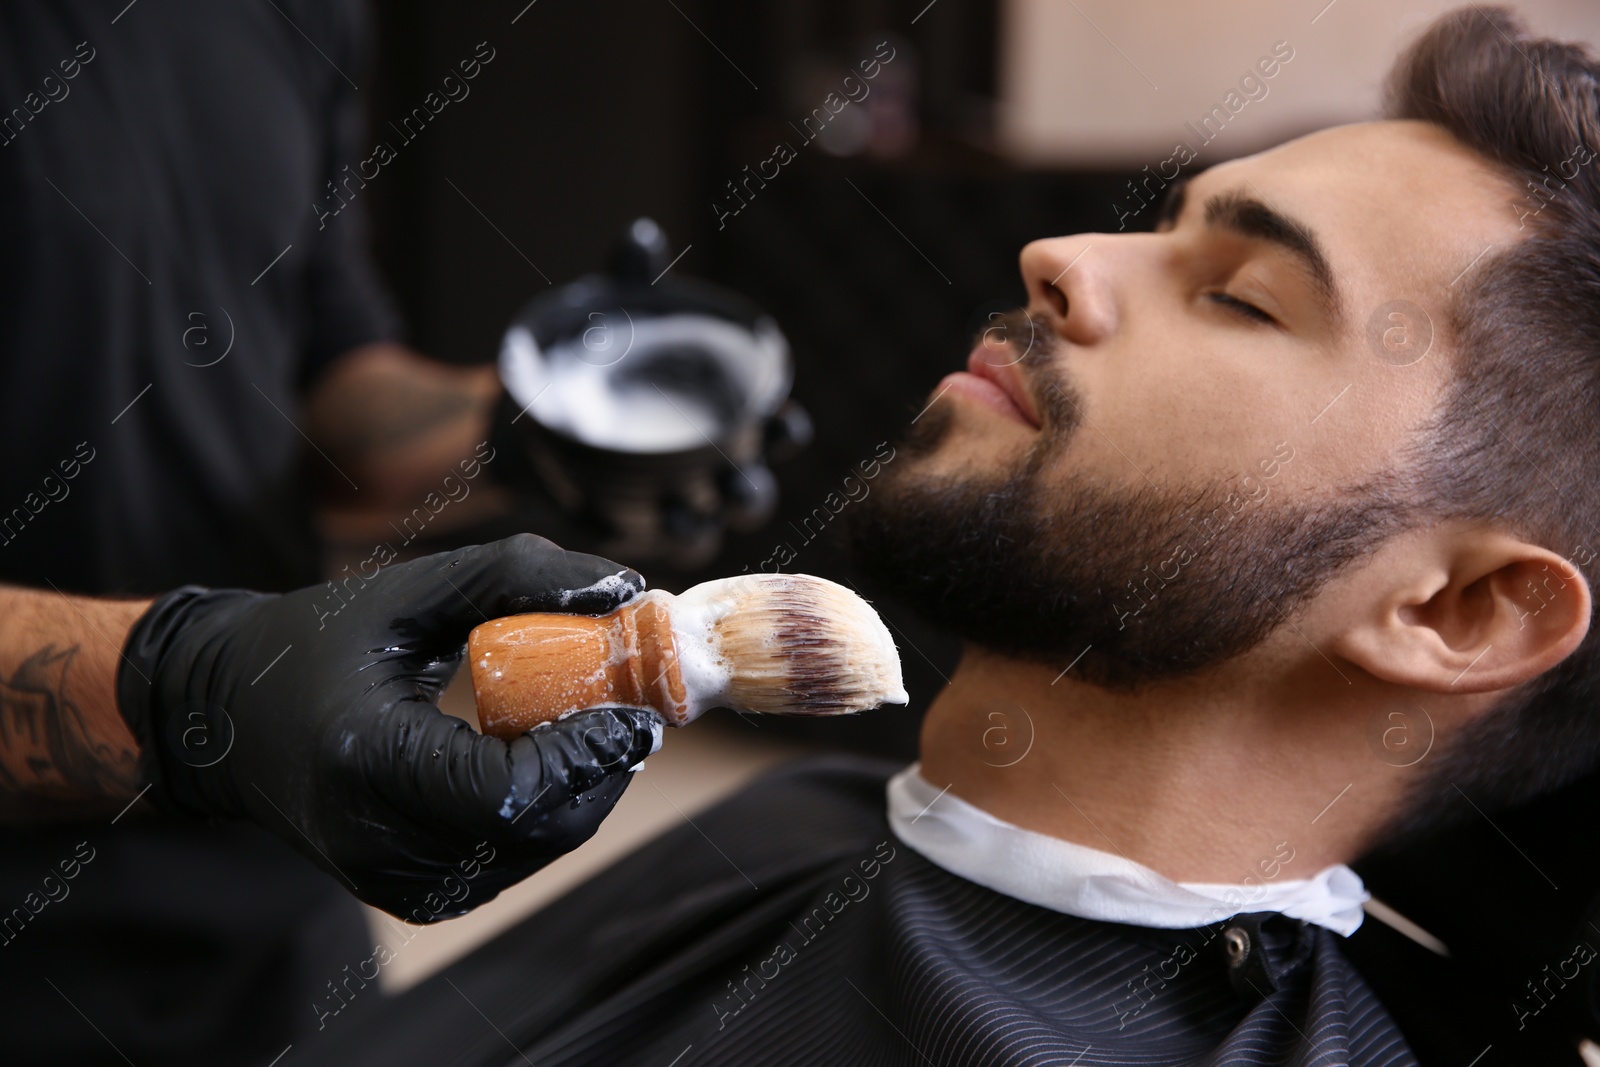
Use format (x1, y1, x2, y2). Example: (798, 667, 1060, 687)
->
(307, 9, 1600, 1065)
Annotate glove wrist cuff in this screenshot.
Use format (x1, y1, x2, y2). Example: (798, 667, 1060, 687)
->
(117, 585, 259, 820)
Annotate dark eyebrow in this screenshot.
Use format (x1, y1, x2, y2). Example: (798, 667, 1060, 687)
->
(1155, 177, 1189, 230)
(1202, 188, 1343, 325)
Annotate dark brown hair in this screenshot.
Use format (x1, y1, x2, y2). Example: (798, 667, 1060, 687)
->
(1385, 7, 1600, 831)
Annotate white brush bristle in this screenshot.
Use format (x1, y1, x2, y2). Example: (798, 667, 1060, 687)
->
(672, 574, 907, 716)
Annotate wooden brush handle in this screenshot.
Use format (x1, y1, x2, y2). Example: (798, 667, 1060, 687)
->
(467, 595, 690, 739)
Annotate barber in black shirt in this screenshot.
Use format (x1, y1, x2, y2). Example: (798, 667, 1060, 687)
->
(0, 3, 658, 1063)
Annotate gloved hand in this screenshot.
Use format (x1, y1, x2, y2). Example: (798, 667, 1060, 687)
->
(116, 534, 663, 921)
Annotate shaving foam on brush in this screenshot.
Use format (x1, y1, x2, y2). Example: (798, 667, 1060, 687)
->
(467, 574, 908, 738)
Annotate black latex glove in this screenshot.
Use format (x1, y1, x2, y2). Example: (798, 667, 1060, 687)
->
(116, 534, 663, 921)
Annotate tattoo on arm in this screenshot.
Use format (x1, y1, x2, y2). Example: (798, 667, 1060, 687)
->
(0, 643, 138, 819)
(319, 372, 484, 462)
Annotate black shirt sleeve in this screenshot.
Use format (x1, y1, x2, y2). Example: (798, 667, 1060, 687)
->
(297, 0, 404, 391)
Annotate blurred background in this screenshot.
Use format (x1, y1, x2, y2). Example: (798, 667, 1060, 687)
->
(337, 0, 1600, 1012)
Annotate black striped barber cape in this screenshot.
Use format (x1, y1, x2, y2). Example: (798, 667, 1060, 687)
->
(299, 756, 1416, 1067)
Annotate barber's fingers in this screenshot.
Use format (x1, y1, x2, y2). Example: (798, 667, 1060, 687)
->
(377, 764, 640, 923)
(509, 707, 664, 811)
(369, 534, 646, 658)
(365, 702, 661, 843)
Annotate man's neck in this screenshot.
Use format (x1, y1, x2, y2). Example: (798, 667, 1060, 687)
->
(916, 643, 1414, 884)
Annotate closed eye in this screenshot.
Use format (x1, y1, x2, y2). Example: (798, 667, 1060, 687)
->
(1206, 290, 1277, 326)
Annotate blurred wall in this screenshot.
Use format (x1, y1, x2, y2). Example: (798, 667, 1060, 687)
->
(999, 0, 1600, 165)
(365, 1, 702, 367)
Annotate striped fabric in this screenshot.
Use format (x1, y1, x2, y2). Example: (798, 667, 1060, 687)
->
(299, 757, 1417, 1067)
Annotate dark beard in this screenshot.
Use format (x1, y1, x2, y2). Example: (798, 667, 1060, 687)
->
(843, 314, 1414, 690)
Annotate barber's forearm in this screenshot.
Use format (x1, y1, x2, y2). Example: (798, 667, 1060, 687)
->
(0, 586, 149, 821)
(306, 341, 502, 507)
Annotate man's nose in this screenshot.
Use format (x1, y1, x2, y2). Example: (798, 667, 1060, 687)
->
(1018, 235, 1117, 347)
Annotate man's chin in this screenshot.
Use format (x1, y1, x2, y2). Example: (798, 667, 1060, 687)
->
(898, 401, 1037, 479)
(898, 400, 958, 460)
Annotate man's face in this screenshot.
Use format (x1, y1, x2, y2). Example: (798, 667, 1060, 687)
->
(846, 121, 1526, 688)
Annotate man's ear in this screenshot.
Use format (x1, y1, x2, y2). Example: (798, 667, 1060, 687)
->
(1333, 530, 1591, 694)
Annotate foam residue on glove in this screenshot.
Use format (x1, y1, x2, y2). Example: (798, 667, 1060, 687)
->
(555, 568, 645, 608)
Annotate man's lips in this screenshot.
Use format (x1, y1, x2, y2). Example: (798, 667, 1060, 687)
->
(937, 344, 1042, 429)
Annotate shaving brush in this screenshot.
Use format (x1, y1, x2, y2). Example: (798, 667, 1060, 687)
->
(467, 574, 908, 738)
